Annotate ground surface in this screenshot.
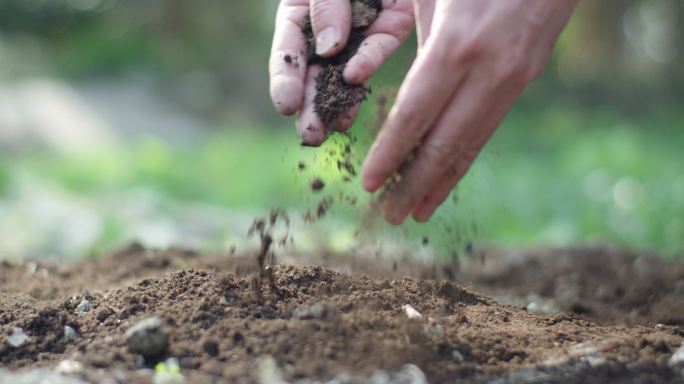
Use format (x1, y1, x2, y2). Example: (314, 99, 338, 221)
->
(1, 244, 683, 383)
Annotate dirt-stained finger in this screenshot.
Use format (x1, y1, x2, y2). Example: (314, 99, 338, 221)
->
(270, 0, 310, 115)
(296, 65, 329, 146)
(310, 0, 352, 57)
(343, 33, 402, 85)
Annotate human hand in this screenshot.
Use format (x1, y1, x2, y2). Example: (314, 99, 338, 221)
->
(362, 0, 578, 224)
(268, 0, 414, 145)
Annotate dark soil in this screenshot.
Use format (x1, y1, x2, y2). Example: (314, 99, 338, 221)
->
(304, 0, 382, 126)
(1, 244, 683, 383)
(458, 246, 684, 327)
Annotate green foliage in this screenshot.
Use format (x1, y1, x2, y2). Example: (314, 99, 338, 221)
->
(0, 163, 8, 195)
(53, 27, 159, 77)
(5, 102, 683, 258)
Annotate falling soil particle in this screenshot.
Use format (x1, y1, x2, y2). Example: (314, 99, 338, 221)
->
(316, 196, 334, 218)
(303, 0, 382, 127)
(310, 178, 326, 192)
(0, 245, 682, 383)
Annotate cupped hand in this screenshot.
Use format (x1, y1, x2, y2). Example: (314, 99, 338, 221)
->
(362, 0, 578, 224)
(269, 0, 414, 145)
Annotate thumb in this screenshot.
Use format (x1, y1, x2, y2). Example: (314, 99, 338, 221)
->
(310, 0, 352, 57)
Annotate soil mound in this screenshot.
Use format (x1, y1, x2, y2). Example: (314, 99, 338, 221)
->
(0, 246, 683, 383)
(459, 246, 684, 327)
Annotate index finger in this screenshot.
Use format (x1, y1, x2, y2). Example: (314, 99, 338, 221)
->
(269, 0, 310, 116)
(360, 39, 470, 192)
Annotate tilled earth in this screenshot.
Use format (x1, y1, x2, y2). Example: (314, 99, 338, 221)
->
(1, 244, 683, 383)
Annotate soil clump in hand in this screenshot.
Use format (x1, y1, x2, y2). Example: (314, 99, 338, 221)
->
(303, 0, 382, 127)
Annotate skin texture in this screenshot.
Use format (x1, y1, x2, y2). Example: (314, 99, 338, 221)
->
(269, 0, 578, 224)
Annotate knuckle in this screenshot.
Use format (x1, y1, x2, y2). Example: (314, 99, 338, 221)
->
(439, 32, 482, 68)
(391, 107, 426, 141)
(425, 188, 449, 206)
(492, 53, 530, 88)
(422, 140, 456, 166)
(355, 51, 377, 73)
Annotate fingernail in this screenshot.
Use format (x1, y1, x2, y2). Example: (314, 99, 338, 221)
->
(316, 27, 340, 57)
(361, 175, 382, 193)
(386, 209, 408, 226)
(299, 124, 327, 147)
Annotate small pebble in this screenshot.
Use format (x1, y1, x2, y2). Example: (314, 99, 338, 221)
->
(392, 364, 428, 384)
(256, 356, 286, 384)
(292, 303, 329, 320)
(64, 326, 78, 339)
(402, 304, 422, 319)
(6, 327, 29, 347)
(74, 299, 92, 316)
(56, 360, 84, 375)
(125, 316, 170, 359)
(670, 343, 684, 367)
(422, 322, 444, 339)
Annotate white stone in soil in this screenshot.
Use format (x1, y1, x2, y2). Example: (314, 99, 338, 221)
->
(56, 360, 84, 375)
(0, 369, 88, 384)
(64, 326, 78, 339)
(402, 304, 422, 319)
(6, 327, 29, 347)
(670, 343, 684, 367)
(74, 299, 92, 315)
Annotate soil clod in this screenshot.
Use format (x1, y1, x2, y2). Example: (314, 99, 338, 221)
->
(303, 0, 382, 127)
(311, 178, 326, 191)
(125, 316, 170, 359)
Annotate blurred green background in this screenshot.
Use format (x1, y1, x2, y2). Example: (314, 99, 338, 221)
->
(0, 0, 682, 261)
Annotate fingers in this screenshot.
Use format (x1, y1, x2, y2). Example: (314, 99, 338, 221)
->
(382, 72, 494, 225)
(297, 66, 362, 146)
(360, 44, 469, 193)
(343, 3, 414, 85)
(270, 0, 310, 115)
(343, 33, 401, 85)
(411, 80, 521, 222)
(296, 65, 328, 146)
(411, 173, 461, 222)
(310, 0, 352, 57)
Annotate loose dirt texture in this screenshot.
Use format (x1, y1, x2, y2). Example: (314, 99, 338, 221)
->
(304, 0, 382, 126)
(1, 245, 683, 383)
(459, 246, 684, 327)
